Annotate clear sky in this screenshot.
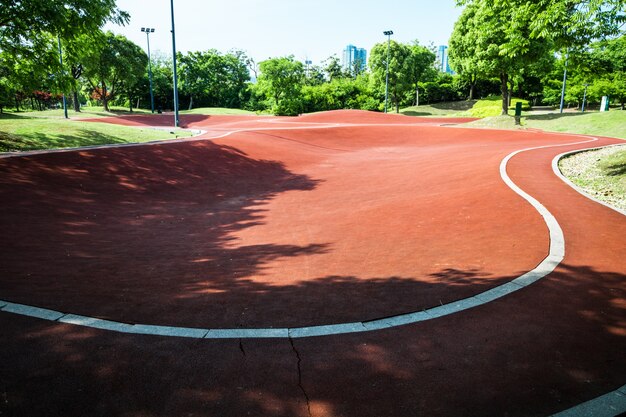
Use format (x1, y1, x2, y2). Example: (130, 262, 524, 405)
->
(105, 0, 463, 65)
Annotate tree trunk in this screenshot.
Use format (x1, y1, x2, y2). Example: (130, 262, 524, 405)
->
(415, 86, 419, 107)
(15, 96, 19, 112)
(188, 95, 193, 110)
(500, 73, 509, 115)
(102, 82, 109, 112)
(72, 91, 80, 112)
(469, 83, 475, 101)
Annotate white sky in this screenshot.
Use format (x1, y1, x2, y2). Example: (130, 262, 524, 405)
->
(105, 0, 463, 64)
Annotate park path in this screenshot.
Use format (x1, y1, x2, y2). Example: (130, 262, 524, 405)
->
(0, 110, 624, 416)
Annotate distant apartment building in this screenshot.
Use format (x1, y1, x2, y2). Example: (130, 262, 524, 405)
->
(436, 45, 454, 74)
(342, 44, 367, 74)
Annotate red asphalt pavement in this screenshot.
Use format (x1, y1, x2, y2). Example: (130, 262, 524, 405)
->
(0, 110, 624, 416)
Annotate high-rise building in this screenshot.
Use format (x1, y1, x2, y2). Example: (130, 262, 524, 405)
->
(342, 44, 367, 74)
(437, 45, 454, 74)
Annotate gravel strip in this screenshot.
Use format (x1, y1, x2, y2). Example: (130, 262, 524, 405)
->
(559, 144, 626, 211)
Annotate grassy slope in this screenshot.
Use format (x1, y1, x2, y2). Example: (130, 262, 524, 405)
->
(0, 106, 255, 152)
(468, 110, 626, 140)
(0, 114, 193, 152)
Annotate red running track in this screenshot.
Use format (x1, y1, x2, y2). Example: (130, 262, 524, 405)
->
(0, 110, 624, 416)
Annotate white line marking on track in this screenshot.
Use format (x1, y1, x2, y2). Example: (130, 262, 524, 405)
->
(0, 131, 606, 339)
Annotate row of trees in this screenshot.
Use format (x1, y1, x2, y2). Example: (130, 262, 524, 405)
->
(448, 0, 626, 114)
(2, 0, 624, 116)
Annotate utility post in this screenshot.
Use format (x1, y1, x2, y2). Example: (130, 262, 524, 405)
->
(141, 27, 156, 113)
(383, 30, 393, 113)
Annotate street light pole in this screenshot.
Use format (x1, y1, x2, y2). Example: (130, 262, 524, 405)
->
(582, 83, 589, 112)
(170, 0, 180, 127)
(141, 27, 155, 113)
(57, 36, 68, 119)
(383, 30, 393, 113)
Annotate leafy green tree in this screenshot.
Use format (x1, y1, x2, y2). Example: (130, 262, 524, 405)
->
(449, 1, 552, 114)
(485, 0, 626, 50)
(149, 55, 174, 111)
(406, 42, 437, 106)
(369, 40, 412, 112)
(81, 31, 147, 111)
(256, 56, 304, 115)
(322, 55, 346, 81)
(369, 40, 436, 112)
(0, 0, 128, 65)
(178, 49, 249, 109)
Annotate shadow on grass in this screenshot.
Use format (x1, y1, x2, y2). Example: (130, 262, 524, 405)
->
(401, 110, 437, 116)
(0, 112, 35, 120)
(0, 129, 131, 152)
(524, 112, 588, 121)
(604, 162, 626, 176)
(429, 100, 476, 111)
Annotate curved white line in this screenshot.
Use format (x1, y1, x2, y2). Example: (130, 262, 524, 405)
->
(0, 134, 599, 338)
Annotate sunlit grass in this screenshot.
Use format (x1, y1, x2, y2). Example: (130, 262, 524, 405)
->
(0, 113, 194, 152)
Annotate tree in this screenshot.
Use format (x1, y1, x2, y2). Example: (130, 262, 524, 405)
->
(0, 0, 128, 63)
(178, 49, 250, 110)
(81, 31, 147, 111)
(369, 40, 412, 113)
(449, 1, 552, 114)
(256, 56, 304, 115)
(486, 0, 626, 50)
(406, 42, 437, 106)
(322, 55, 345, 81)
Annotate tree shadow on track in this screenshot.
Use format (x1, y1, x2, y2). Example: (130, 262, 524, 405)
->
(0, 263, 624, 417)
(0, 139, 331, 326)
(0, 136, 530, 328)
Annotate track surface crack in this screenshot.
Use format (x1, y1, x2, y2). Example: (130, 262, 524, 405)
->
(289, 336, 312, 417)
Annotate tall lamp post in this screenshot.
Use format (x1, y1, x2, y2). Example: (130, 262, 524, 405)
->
(141, 27, 155, 113)
(170, 0, 180, 127)
(57, 36, 68, 119)
(383, 30, 393, 113)
(582, 83, 589, 112)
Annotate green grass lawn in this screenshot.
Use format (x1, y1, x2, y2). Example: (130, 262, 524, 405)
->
(468, 110, 626, 139)
(0, 105, 260, 152)
(0, 113, 194, 152)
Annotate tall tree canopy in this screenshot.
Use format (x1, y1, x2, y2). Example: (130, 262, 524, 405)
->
(369, 40, 436, 112)
(178, 49, 250, 109)
(81, 31, 147, 111)
(449, 0, 552, 114)
(256, 56, 304, 115)
(0, 0, 128, 59)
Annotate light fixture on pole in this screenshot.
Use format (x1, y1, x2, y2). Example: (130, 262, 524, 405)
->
(582, 83, 589, 112)
(141, 27, 156, 113)
(170, 0, 180, 127)
(383, 30, 393, 113)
